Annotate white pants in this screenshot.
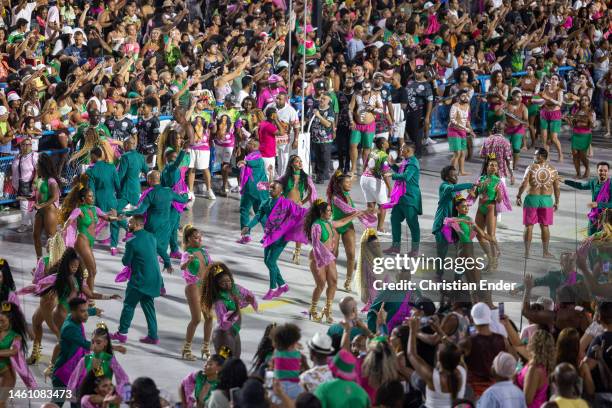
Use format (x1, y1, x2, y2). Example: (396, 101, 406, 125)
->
(276, 143, 291, 177)
(20, 200, 33, 226)
(360, 175, 388, 205)
(189, 149, 210, 170)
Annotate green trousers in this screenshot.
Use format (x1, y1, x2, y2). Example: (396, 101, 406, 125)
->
(118, 286, 158, 339)
(110, 219, 128, 248)
(146, 224, 171, 268)
(391, 205, 420, 248)
(169, 208, 181, 253)
(434, 232, 448, 277)
(240, 193, 263, 230)
(264, 239, 288, 289)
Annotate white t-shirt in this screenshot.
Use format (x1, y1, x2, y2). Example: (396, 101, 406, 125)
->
(45, 5, 60, 38)
(11, 2, 37, 29)
(594, 48, 609, 72)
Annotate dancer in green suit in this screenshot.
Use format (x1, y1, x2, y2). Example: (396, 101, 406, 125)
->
(86, 147, 127, 256)
(117, 136, 149, 208)
(111, 215, 163, 344)
(237, 139, 270, 244)
(383, 143, 422, 256)
(161, 144, 189, 259)
(125, 171, 189, 273)
(431, 166, 474, 278)
(564, 161, 612, 236)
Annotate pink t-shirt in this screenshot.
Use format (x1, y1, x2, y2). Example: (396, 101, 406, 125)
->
(258, 120, 277, 158)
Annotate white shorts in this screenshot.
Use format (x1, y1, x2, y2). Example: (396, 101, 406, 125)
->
(215, 146, 234, 164)
(263, 157, 276, 177)
(189, 149, 210, 170)
(360, 175, 388, 205)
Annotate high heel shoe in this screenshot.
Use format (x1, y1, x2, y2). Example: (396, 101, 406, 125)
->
(27, 342, 42, 365)
(322, 299, 334, 324)
(292, 248, 301, 265)
(181, 341, 197, 361)
(43, 363, 54, 382)
(343, 278, 352, 292)
(309, 301, 322, 323)
(201, 341, 210, 360)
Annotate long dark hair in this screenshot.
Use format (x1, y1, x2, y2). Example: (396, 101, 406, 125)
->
(131, 377, 162, 408)
(78, 371, 111, 402)
(201, 262, 235, 311)
(217, 358, 248, 393)
(251, 323, 276, 374)
(0, 301, 29, 354)
(36, 153, 60, 185)
(278, 154, 310, 191)
(92, 323, 114, 355)
(41, 248, 84, 300)
(0, 259, 16, 302)
(438, 342, 462, 402)
(304, 200, 329, 241)
(326, 169, 350, 203)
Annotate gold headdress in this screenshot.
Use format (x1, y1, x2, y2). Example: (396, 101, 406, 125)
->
(212, 265, 224, 276)
(1, 303, 11, 312)
(0, 259, 4, 267)
(96, 322, 108, 331)
(219, 346, 232, 359)
(314, 198, 326, 206)
(487, 153, 497, 160)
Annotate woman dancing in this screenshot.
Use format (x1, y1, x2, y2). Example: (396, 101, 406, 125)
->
(180, 353, 226, 408)
(0, 302, 37, 405)
(180, 225, 214, 361)
(0, 260, 17, 306)
(213, 115, 240, 195)
(539, 74, 564, 161)
(70, 127, 116, 169)
(356, 229, 383, 312)
(304, 199, 363, 323)
(442, 196, 495, 283)
(67, 322, 129, 396)
(519, 64, 541, 147)
(32, 153, 61, 260)
(569, 95, 596, 179)
(468, 154, 511, 271)
(201, 262, 258, 359)
(59, 179, 121, 291)
(277, 155, 317, 264)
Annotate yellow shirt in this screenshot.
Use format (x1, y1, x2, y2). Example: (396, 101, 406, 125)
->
(554, 396, 589, 408)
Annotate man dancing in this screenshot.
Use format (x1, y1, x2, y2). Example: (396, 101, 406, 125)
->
(86, 147, 126, 256)
(432, 166, 474, 279)
(111, 215, 163, 344)
(237, 139, 270, 244)
(161, 142, 189, 258)
(124, 171, 189, 273)
(383, 143, 422, 256)
(564, 161, 611, 235)
(516, 148, 560, 258)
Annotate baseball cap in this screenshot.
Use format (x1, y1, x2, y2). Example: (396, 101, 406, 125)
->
(0, 106, 7, 116)
(174, 65, 188, 75)
(411, 297, 436, 316)
(492, 352, 517, 379)
(471, 302, 492, 325)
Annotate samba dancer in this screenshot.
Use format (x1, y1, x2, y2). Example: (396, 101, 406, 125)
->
(565, 161, 611, 236)
(32, 153, 61, 260)
(505, 89, 529, 170)
(568, 95, 596, 179)
(519, 64, 541, 147)
(539, 74, 564, 162)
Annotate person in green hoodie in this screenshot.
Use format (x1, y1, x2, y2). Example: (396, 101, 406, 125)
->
(383, 143, 422, 256)
(237, 139, 270, 244)
(110, 215, 163, 344)
(86, 147, 127, 256)
(431, 166, 474, 279)
(161, 142, 190, 259)
(124, 171, 189, 274)
(117, 136, 149, 209)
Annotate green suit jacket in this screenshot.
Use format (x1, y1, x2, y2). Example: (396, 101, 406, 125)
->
(118, 150, 149, 206)
(432, 181, 474, 234)
(564, 178, 612, 208)
(161, 150, 187, 188)
(86, 161, 120, 211)
(53, 317, 91, 378)
(244, 157, 270, 201)
(122, 229, 162, 297)
(392, 156, 422, 213)
(125, 184, 188, 234)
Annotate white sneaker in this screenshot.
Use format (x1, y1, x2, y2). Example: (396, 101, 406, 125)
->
(207, 190, 216, 200)
(424, 137, 437, 145)
(16, 224, 30, 233)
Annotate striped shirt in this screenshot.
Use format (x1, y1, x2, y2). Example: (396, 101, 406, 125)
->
(273, 350, 301, 383)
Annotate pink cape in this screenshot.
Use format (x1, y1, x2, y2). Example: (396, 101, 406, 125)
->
(441, 217, 477, 243)
(588, 179, 610, 226)
(64, 207, 108, 248)
(381, 160, 409, 210)
(240, 151, 263, 194)
(332, 195, 377, 228)
(10, 339, 37, 388)
(17, 273, 57, 296)
(67, 354, 130, 397)
(262, 197, 309, 247)
(171, 167, 190, 213)
(466, 177, 512, 214)
(310, 223, 335, 269)
(181, 371, 199, 408)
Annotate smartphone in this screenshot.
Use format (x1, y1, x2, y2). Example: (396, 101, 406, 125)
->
(121, 383, 131, 403)
(265, 370, 274, 390)
(498, 302, 505, 319)
(229, 387, 240, 403)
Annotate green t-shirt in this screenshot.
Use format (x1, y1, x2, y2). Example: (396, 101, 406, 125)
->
(327, 323, 364, 341)
(314, 378, 371, 408)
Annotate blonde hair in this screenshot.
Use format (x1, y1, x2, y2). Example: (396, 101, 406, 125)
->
(528, 329, 556, 374)
(361, 340, 399, 389)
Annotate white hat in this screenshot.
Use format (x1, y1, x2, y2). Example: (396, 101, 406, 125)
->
(471, 302, 492, 326)
(424, 2, 435, 10)
(276, 60, 289, 69)
(535, 296, 554, 312)
(6, 91, 20, 103)
(174, 65, 188, 75)
(307, 333, 333, 355)
(492, 352, 517, 379)
(0, 106, 7, 115)
(62, 26, 73, 35)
